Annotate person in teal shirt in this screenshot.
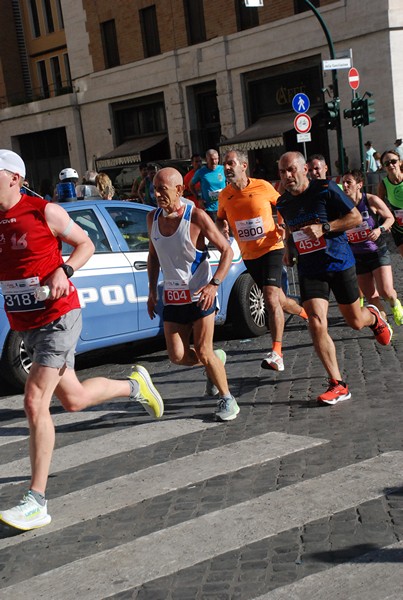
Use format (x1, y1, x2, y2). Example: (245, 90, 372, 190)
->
(190, 149, 225, 221)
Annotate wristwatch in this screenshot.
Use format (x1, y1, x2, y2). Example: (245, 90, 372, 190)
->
(322, 222, 331, 234)
(210, 277, 221, 286)
(59, 263, 74, 278)
(379, 225, 386, 234)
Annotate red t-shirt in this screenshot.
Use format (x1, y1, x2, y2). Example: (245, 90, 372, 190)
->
(0, 194, 80, 330)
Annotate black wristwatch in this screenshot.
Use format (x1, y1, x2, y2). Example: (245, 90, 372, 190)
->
(59, 263, 74, 278)
(210, 277, 221, 286)
(379, 225, 386, 234)
(322, 222, 331, 234)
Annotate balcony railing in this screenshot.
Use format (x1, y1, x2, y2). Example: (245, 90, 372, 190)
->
(0, 80, 73, 109)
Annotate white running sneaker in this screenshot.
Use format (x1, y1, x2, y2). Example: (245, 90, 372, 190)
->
(129, 365, 164, 418)
(261, 350, 284, 371)
(215, 396, 240, 421)
(0, 491, 51, 530)
(205, 349, 227, 397)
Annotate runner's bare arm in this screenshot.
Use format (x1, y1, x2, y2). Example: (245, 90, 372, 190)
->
(146, 211, 161, 318)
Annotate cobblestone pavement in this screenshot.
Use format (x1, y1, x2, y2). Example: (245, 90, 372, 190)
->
(1, 252, 403, 599)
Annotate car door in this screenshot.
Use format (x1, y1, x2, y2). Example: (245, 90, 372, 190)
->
(62, 203, 160, 346)
(100, 203, 161, 333)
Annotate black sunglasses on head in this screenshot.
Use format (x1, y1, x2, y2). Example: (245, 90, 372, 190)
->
(383, 159, 399, 167)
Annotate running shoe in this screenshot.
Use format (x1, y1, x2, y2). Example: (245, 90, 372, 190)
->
(215, 396, 240, 421)
(261, 350, 284, 371)
(0, 491, 51, 530)
(391, 299, 403, 326)
(367, 304, 393, 345)
(204, 349, 227, 397)
(317, 379, 351, 405)
(129, 365, 164, 418)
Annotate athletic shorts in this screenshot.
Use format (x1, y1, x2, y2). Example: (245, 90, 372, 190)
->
(163, 298, 217, 325)
(354, 246, 391, 275)
(21, 309, 82, 370)
(299, 265, 359, 305)
(243, 249, 284, 289)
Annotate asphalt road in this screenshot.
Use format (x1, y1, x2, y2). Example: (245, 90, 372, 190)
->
(1, 255, 403, 599)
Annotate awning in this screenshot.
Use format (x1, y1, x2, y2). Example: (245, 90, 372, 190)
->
(95, 134, 167, 170)
(219, 114, 295, 153)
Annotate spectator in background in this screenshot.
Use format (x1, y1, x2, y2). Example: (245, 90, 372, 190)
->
(307, 154, 329, 180)
(82, 170, 98, 185)
(189, 149, 226, 221)
(39, 178, 54, 201)
(138, 163, 158, 206)
(183, 153, 203, 207)
(394, 139, 403, 161)
(374, 152, 382, 171)
(96, 172, 115, 199)
(365, 141, 377, 173)
(131, 162, 148, 200)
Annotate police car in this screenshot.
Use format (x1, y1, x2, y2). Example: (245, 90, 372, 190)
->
(0, 201, 267, 390)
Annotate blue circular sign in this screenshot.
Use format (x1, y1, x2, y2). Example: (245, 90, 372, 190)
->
(292, 93, 310, 114)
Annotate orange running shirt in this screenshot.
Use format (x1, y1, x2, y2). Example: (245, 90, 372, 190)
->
(217, 178, 283, 260)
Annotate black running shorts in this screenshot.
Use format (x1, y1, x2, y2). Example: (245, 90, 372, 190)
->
(243, 249, 284, 289)
(299, 265, 360, 305)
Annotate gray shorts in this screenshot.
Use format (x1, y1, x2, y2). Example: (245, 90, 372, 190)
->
(21, 309, 82, 370)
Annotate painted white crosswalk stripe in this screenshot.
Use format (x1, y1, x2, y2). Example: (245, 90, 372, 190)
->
(1, 451, 401, 599)
(0, 418, 218, 489)
(0, 431, 327, 549)
(254, 540, 403, 599)
(0, 409, 126, 447)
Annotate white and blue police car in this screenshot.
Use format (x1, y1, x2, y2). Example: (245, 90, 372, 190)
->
(0, 201, 267, 390)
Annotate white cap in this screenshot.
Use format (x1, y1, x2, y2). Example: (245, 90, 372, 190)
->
(0, 149, 26, 179)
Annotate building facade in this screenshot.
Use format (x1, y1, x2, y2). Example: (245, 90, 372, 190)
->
(0, 0, 402, 190)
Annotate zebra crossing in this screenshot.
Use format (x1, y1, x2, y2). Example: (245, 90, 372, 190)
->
(1, 396, 403, 599)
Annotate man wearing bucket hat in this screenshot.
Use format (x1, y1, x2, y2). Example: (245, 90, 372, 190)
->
(0, 149, 164, 531)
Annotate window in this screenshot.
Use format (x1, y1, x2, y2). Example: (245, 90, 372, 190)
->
(42, 0, 55, 33)
(101, 20, 120, 68)
(50, 56, 62, 93)
(62, 209, 111, 254)
(63, 54, 72, 87)
(55, 0, 64, 28)
(235, 0, 259, 31)
(115, 101, 166, 139)
(37, 60, 49, 98)
(183, 0, 206, 45)
(106, 206, 149, 252)
(29, 0, 41, 37)
(140, 6, 161, 58)
(294, 0, 320, 13)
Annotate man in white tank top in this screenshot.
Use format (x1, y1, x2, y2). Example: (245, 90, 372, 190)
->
(146, 167, 240, 421)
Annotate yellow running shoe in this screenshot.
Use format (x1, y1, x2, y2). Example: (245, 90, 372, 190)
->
(129, 365, 164, 418)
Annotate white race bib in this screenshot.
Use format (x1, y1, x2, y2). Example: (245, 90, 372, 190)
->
(235, 217, 265, 241)
(1, 276, 46, 312)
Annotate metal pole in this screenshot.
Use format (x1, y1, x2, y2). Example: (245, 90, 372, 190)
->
(302, 0, 345, 174)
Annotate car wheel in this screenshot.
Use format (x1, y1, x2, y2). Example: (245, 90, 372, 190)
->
(229, 272, 267, 337)
(1, 331, 30, 391)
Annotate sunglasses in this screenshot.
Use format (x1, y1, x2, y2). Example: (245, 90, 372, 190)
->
(383, 159, 399, 167)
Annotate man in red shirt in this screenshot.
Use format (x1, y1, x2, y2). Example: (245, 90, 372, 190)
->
(0, 150, 163, 531)
(183, 153, 203, 207)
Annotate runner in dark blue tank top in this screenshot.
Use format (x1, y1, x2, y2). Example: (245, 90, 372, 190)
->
(276, 152, 392, 405)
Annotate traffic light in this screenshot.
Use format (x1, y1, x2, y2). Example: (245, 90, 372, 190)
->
(322, 98, 340, 130)
(344, 97, 375, 128)
(363, 97, 375, 126)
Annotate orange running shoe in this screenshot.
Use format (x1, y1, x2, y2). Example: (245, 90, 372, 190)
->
(367, 304, 393, 346)
(317, 379, 351, 405)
